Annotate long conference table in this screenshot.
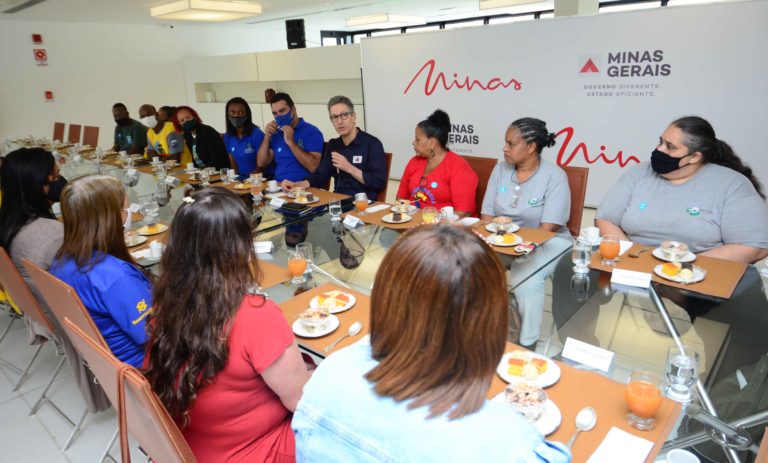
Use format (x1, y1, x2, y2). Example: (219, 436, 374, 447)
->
(27, 146, 768, 462)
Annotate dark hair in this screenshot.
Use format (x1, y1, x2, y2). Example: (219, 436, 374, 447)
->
(172, 105, 202, 133)
(112, 102, 127, 111)
(509, 117, 556, 156)
(671, 116, 765, 199)
(224, 97, 255, 136)
(159, 106, 176, 116)
(327, 95, 354, 112)
(145, 188, 263, 426)
(417, 109, 451, 150)
(0, 148, 56, 250)
(270, 92, 294, 109)
(366, 225, 508, 420)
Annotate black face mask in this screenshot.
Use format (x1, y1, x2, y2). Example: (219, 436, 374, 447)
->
(228, 116, 246, 128)
(114, 117, 129, 126)
(181, 120, 198, 132)
(650, 149, 691, 174)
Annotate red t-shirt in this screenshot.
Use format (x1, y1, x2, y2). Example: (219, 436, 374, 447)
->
(183, 296, 296, 463)
(396, 151, 478, 215)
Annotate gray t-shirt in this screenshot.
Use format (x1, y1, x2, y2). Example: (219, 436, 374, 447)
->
(481, 159, 571, 236)
(596, 162, 768, 253)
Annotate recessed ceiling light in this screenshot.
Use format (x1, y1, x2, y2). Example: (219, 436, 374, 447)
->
(345, 13, 426, 29)
(150, 0, 262, 22)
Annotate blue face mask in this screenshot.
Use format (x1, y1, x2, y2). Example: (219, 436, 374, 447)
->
(275, 112, 293, 128)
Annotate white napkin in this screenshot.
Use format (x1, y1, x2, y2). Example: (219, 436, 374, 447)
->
(619, 240, 634, 256)
(587, 427, 654, 463)
(253, 241, 274, 254)
(52, 202, 61, 215)
(365, 204, 390, 213)
(460, 217, 480, 226)
(130, 249, 151, 259)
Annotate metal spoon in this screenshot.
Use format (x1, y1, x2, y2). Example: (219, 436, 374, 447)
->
(628, 247, 652, 258)
(324, 321, 363, 353)
(566, 406, 597, 449)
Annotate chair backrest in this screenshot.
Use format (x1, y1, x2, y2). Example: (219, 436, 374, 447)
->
(561, 165, 589, 237)
(460, 155, 498, 216)
(22, 258, 108, 348)
(0, 248, 55, 334)
(82, 126, 100, 148)
(52, 122, 65, 142)
(63, 318, 197, 463)
(375, 152, 393, 203)
(67, 124, 82, 144)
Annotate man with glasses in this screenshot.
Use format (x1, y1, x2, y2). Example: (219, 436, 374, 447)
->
(281, 95, 387, 200)
(257, 92, 324, 182)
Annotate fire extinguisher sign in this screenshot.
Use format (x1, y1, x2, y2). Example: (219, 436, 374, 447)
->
(33, 48, 47, 66)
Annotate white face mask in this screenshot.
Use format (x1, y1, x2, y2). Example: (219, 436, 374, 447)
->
(140, 116, 157, 129)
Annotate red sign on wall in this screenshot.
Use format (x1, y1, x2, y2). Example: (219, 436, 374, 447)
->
(33, 48, 47, 66)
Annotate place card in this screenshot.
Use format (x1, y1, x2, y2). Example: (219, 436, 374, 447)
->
(343, 214, 361, 228)
(269, 197, 286, 208)
(253, 241, 273, 254)
(562, 337, 615, 373)
(365, 204, 390, 213)
(587, 427, 653, 463)
(610, 268, 652, 288)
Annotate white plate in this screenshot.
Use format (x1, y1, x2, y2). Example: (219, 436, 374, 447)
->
(459, 217, 480, 227)
(266, 187, 282, 193)
(652, 247, 696, 263)
(291, 314, 340, 338)
(390, 205, 418, 215)
(125, 235, 148, 247)
(486, 222, 521, 233)
(381, 213, 412, 224)
(137, 223, 169, 236)
(486, 233, 524, 247)
(184, 168, 199, 174)
(492, 394, 562, 436)
(309, 291, 357, 314)
(496, 352, 561, 388)
(293, 197, 320, 205)
(653, 264, 706, 284)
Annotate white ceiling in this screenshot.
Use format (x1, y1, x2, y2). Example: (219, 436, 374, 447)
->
(0, 0, 559, 30)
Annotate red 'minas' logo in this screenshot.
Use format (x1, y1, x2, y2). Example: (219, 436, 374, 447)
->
(555, 127, 641, 167)
(404, 59, 522, 96)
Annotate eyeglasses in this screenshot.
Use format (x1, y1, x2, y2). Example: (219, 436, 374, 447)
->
(329, 111, 354, 123)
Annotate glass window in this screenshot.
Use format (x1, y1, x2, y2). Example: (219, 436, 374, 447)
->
(352, 33, 369, 43)
(600, 1, 661, 12)
(539, 12, 554, 19)
(405, 25, 442, 33)
(488, 15, 534, 24)
(370, 29, 402, 37)
(322, 37, 338, 47)
(667, 0, 734, 5)
(444, 19, 485, 30)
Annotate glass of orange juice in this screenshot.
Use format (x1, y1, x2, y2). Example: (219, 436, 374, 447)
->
(288, 251, 307, 284)
(421, 206, 438, 224)
(599, 234, 621, 266)
(625, 371, 662, 431)
(354, 193, 369, 216)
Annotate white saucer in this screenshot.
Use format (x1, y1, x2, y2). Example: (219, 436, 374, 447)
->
(125, 235, 148, 247)
(486, 233, 523, 247)
(266, 187, 282, 193)
(577, 236, 600, 246)
(496, 351, 561, 388)
(486, 222, 521, 233)
(293, 197, 320, 205)
(652, 247, 696, 263)
(292, 315, 340, 338)
(390, 205, 418, 215)
(381, 213, 412, 224)
(492, 394, 562, 436)
(653, 264, 706, 284)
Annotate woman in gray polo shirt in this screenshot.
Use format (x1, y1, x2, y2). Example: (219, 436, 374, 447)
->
(481, 118, 571, 348)
(597, 116, 768, 264)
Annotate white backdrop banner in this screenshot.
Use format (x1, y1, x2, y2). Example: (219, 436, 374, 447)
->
(361, 1, 768, 206)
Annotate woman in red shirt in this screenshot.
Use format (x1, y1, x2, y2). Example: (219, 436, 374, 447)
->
(144, 188, 310, 463)
(396, 109, 478, 217)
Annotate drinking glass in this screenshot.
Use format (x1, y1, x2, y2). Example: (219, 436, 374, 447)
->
(492, 216, 513, 234)
(220, 168, 230, 184)
(625, 371, 662, 431)
(154, 183, 170, 207)
(354, 193, 369, 216)
(250, 173, 263, 185)
(572, 242, 592, 274)
(665, 345, 699, 402)
(228, 169, 238, 183)
(328, 200, 342, 221)
(288, 251, 307, 284)
(250, 181, 263, 200)
(141, 197, 159, 224)
(421, 206, 438, 224)
(599, 234, 621, 266)
(199, 169, 210, 187)
(296, 242, 314, 275)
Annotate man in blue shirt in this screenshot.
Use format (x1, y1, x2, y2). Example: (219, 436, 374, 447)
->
(282, 95, 388, 200)
(257, 92, 324, 182)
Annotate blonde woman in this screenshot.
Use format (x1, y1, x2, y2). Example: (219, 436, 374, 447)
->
(51, 174, 151, 368)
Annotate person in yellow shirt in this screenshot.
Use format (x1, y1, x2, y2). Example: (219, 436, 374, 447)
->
(138, 104, 192, 165)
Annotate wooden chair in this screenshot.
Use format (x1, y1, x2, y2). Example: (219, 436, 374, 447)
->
(82, 126, 100, 148)
(23, 258, 113, 454)
(67, 124, 82, 144)
(63, 318, 197, 463)
(460, 155, 498, 216)
(561, 166, 589, 237)
(0, 248, 60, 391)
(53, 122, 65, 142)
(375, 152, 393, 203)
